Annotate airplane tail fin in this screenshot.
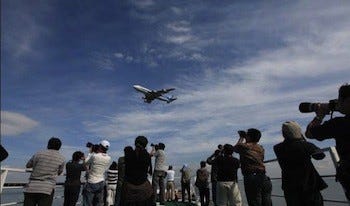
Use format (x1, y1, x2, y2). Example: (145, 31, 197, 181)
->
(166, 96, 177, 103)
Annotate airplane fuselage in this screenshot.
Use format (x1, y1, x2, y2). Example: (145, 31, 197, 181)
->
(133, 85, 152, 95)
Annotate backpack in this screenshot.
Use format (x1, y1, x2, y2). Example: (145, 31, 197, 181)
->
(195, 168, 209, 188)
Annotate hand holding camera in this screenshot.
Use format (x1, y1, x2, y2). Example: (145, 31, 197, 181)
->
(238, 130, 247, 138)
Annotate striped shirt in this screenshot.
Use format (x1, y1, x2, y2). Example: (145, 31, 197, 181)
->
(107, 169, 118, 185)
(24, 149, 65, 195)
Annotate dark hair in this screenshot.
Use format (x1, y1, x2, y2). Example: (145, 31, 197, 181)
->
(99, 144, 108, 153)
(72, 151, 84, 161)
(247, 128, 261, 142)
(92, 144, 100, 153)
(169, 165, 173, 170)
(86, 142, 93, 148)
(158, 143, 165, 150)
(124, 146, 133, 153)
(135, 136, 148, 148)
(109, 161, 118, 170)
(47, 137, 62, 150)
(223, 144, 234, 155)
(339, 84, 350, 100)
(200, 161, 206, 168)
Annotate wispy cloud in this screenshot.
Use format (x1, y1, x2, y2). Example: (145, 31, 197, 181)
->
(1, 111, 39, 136)
(91, 52, 116, 70)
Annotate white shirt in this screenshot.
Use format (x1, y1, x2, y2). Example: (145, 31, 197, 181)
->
(166, 170, 175, 181)
(86, 153, 111, 183)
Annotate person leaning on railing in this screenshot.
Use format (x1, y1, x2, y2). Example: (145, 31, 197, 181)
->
(24, 137, 65, 206)
(306, 84, 350, 201)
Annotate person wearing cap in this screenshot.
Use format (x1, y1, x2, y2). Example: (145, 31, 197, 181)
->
(150, 142, 167, 205)
(233, 129, 272, 206)
(122, 136, 153, 206)
(180, 164, 192, 203)
(83, 140, 111, 206)
(274, 121, 327, 206)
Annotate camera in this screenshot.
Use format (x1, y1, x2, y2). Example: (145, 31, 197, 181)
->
(299, 99, 339, 114)
(151, 143, 159, 150)
(238, 130, 246, 137)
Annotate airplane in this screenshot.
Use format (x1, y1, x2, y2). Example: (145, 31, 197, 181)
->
(133, 85, 177, 103)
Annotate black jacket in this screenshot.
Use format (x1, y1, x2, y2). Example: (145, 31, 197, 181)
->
(274, 139, 327, 192)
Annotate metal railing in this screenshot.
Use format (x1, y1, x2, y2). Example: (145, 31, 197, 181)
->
(260, 146, 349, 205)
(1, 146, 349, 205)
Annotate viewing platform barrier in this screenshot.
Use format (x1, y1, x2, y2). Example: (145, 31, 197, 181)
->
(1, 146, 349, 205)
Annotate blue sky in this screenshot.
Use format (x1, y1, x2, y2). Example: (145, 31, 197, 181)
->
(1, 0, 350, 177)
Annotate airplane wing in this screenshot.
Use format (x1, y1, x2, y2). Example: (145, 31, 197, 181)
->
(154, 88, 175, 95)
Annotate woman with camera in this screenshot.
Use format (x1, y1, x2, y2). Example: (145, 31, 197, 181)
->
(64, 151, 86, 206)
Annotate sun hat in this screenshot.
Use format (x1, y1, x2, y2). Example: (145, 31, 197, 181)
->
(282, 121, 304, 139)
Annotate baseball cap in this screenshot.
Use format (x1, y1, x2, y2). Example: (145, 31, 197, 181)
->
(100, 140, 110, 149)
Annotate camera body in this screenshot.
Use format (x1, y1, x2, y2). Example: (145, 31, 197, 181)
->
(238, 130, 247, 137)
(299, 99, 339, 114)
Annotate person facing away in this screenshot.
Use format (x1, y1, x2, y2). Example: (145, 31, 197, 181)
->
(83, 140, 111, 206)
(115, 146, 131, 206)
(305, 83, 350, 200)
(150, 143, 167, 205)
(122, 136, 153, 206)
(0, 144, 9, 162)
(166, 165, 176, 202)
(274, 121, 328, 206)
(106, 161, 118, 206)
(216, 144, 242, 206)
(180, 164, 192, 203)
(195, 161, 210, 206)
(64, 151, 86, 206)
(233, 129, 272, 206)
(206, 146, 222, 206)
(24, 137, 65, 206)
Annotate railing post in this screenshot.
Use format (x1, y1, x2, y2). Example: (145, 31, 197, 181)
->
(328, 146, 340, 169)
(1, 169, 9, 193)
(328, 146, 350, 205)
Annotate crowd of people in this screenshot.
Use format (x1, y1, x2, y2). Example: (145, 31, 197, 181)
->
(19, 84, 349, 206)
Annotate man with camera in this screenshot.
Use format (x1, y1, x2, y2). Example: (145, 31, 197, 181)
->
(83, 140, 111, 206)
(150, 143, 167, 205)
(305, 84, 350, 200)
(206, 145, 222, 206)
(233, 129, 272, 206)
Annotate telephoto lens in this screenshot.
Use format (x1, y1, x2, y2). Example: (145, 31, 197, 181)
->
(299, 102, 317, 113)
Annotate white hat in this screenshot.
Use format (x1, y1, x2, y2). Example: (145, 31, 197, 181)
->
(282, 121, 303, 140)
(100, 140, 110, 149)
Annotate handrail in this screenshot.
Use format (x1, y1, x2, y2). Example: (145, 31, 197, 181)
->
(1, 146, 349, 205)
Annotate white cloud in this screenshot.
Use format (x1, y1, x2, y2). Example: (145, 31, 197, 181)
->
(114, 52, 124, 58)
(166, 35, 193, 44)
(1, 111, 39, 136)
(167, 22, 191, 33)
